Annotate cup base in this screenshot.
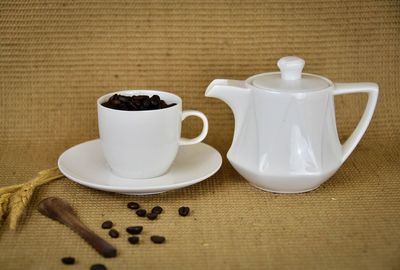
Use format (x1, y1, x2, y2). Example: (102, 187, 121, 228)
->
(109, 167, 169, 180)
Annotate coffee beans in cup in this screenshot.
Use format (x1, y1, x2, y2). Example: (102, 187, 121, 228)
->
(102, 94, 176, 111)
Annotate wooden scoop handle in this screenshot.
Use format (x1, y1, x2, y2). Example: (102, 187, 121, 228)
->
(38, 197, 117, 258)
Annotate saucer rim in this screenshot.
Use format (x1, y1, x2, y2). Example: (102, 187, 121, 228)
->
(58, 139, 222, 193)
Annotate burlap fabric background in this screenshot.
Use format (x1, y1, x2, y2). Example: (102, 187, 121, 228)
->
(0, 1, 399, 269)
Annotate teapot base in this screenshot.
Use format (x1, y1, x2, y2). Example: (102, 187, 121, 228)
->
(249, 182, 321, 194)
(231, 162, 339, 194)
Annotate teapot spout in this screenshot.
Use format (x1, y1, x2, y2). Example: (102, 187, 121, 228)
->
(205, 79, 251, 142)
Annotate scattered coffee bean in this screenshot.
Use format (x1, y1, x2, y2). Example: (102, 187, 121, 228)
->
(136, 209, 147, 217)
(101, 220, 113, 229)
(150, 235, 166, 244)
(108, 229, 119, 238)
(61, 257, 75, 265)
(102, 94, 176, 111)
(151, 206, 163, 214)
(128, 236, 140, 245)
(90, 264, 107, 270)
(126, 226, 143, 235)
(147, 212, 158, 220)
(178, 206, 190, 216)
(127, 202, 140, 210)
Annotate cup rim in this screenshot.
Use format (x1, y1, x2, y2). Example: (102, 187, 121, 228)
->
(97, 90, 182, 113)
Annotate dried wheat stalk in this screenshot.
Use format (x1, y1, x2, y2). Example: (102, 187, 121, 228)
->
(0, 184, 24, 196)
(0, 167, 64, 229)
(0, 193, 12, 221)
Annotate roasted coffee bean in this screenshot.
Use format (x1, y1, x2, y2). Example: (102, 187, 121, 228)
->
(126, 226, 143, 235)
(119, 103, 131, 111)
(101, 220, 113, 229)
(128, 101, 139, 110)
(61, 257, 75, 265)
(132, 95, 147, 101)
(159, 100, 167, 108)
(147, 212, 158, 220)
(136, 209, 147, 217)
(150, 95, 160, 106)
(150, 235, 165, 244)
(128, 236, 140, 245)
(109, 99, 122, 106)
(90, 264, 107, 270)
(127, 202, 140, 210)
(151, 206, 163, 214)
(167, 103, 177, 108)
(142, 99, 150, 108)
(179, 206, 190, 216)
(118, 95, 131, 103)
(108, 229, 119, 238)
(102, 103, 111, 109)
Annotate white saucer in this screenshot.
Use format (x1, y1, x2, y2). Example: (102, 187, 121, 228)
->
(58, 139, 222, 195)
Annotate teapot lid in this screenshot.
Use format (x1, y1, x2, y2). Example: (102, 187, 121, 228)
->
(248, 56, 330, 92)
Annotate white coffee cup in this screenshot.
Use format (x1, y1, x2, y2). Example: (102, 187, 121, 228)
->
(97, 90, 208, 179)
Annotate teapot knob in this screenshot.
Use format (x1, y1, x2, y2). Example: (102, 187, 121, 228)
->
(277, 56, 305, 80)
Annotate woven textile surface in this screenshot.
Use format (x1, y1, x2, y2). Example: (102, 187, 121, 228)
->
(0, 0, 399, 269)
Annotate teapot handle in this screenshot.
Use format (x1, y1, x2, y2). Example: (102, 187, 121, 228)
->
(333, 83, 379, 161)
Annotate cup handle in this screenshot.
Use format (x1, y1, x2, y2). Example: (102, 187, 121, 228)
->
(179, 110, 209, 146)
(333, 82, 379, 162)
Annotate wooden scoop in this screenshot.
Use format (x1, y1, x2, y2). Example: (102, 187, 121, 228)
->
(38, 197, 117, 258)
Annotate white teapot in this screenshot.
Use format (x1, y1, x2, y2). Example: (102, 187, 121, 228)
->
(205, 56, 378, 193)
